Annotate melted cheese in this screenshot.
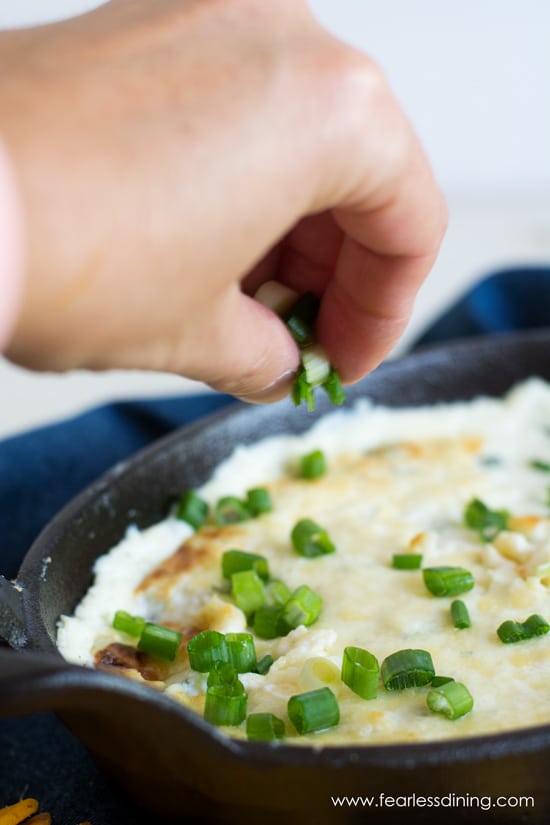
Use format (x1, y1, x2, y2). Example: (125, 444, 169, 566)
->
(57, 378, 550, 744)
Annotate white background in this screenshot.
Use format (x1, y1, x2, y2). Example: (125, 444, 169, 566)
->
(0, 0, 549, 436)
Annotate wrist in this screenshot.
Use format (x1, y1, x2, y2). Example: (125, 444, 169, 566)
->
(0, 133, 24, 352)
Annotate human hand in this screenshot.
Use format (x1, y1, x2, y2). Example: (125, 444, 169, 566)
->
(0, 0, 446, 402)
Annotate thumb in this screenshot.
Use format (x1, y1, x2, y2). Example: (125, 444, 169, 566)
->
(193, 289, 300, 404)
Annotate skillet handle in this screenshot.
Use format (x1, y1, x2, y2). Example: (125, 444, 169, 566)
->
(0, 575, 28, 649)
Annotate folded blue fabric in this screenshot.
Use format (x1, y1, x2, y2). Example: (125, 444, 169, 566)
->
(0, 264, 548, 823)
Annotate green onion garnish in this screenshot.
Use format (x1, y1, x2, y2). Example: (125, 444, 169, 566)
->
(187, 629, 229, 672)
(246, 487, 273, 516)
(112, 610, 145, 638)
(299, 449, 327, 480)
(291, 366, 315, 412)
(291, 518, 336, 558)
(204, 683, 247, 727)
(137, 622, 183, 661)
(530, 459, 550, 473)
(253, 605, 284, 639)
(427, 680, 473, 720)
(280, 585, 323, 632)
(226, 632, 257, 672)
(285, 292, 319, 346)
(301, 344, 331, 387)
(265, 579, 291, 607)
(214, 496, 250, 525)
(451, 599, 471, 629)
(431, 675, 454, 687)
(231, 570, 267, 618)
(176, 490, 209, 530)
(497, 614, 550, 644)
(255, 654, 274, 675)
(464, 497, 509, 542)
(222, 549, 270, 582)
(341, 647, 379, 700)
(207, 661, 240, 688)
(423, 566, 474, 597)
(381, 649, 435, 690)
(322, 368, 345, 406)
(288, 687, 340, 735)
(246, 712, 286, 742)
(392, 553, 423, 570)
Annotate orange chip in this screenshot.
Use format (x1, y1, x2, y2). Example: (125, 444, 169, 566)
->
(0, 798, 39, 825)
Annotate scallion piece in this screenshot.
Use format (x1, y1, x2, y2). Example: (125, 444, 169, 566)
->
(204, 683, 247, 727)
(392, 553, 423, 570)
(451, 599, 471, 629)
(291, 366, 315, 412)
(187, 629, 229, 672)
(497, 614, 550, 644)
(112, 610, 145, 638)
(226, 632, 257, 673)
(291, 518, 336, 558)
(341, 647, 379, 700)
(137, 622, 183, 661)
(431, 675, 454, 687)
(207, 661, 239, 688)
(246, 712, 285, 742)
(246, 487, 273, 516)
(300, 449, 327, 480)
(231, 570, 267, 618)
(301, 344, 331, 387)
(214, 496, 250, 525)
(427, 680, 473, 720)
(423, 566, 474, 597)
(254, 280, 298, 316)
(280, 585, 322, 632)
(255, 654, 274, 675)
(176, 490, 209, 530)
(222, 549, 270, 582)
(530, 459, 550, 473)
(265, 579, 291, 607)
(322, 368, 346, 406)
(253, 605, 284, 639)
(381, 649, 435, 690)
(285, 292, 320, 347)
(464, 497, 509, 542)
(288, 687, 340, 735)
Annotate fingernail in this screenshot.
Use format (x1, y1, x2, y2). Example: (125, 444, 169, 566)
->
(236, 370, 296, 405)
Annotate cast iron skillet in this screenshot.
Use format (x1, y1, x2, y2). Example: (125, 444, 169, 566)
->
(2, 330, 550, 825)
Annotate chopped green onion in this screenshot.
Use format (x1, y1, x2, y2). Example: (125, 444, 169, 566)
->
(301, 344, 331, 387)
(176, 490, 209, 530)
(246, 712, 286, 742)
(341, 647, 379, 700)
(255, 654, 274, 675)
(285, 292, 320, 347)
(431, 675, 454, 687)
(207, 661, 240, 688)
(254, 280, 298, 316)
(253, 605, 285, 639)
(322, 368, 346, 406)
(291, 366, 315, 412)
(291, 518, 336, 558)
(497, 614, 550, 644)
(530, 459, 550, 473)
(246, 487, 273, 516)
(112, 610, 145, 638)
(280, 585, 323, 632)
(427, 680, 473, 720)
(222, 549, 270, 582)
(464, 497, 509, 542)
(265, 579, 291, 607)
(451, 599, 471, 629)
(392, 553, 423, 570)
(137, 622, 183, 661)
(214, 496, 250, 525)
(204, 683, 247, 726)
(288, 687, 340, 735)
(231, 570, 267, 618)
(226, 632, 257, 672)
(423, 566, 474, 597)
(381, 649, 435, 691)
(299, 449, 327, 480)
(187, 629, 229, 672)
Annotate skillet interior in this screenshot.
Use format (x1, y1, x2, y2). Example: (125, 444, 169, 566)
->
(4, 329, 550, 823)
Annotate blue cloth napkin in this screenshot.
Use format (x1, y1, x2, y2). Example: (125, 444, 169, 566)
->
(0, 264, 548, 823)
